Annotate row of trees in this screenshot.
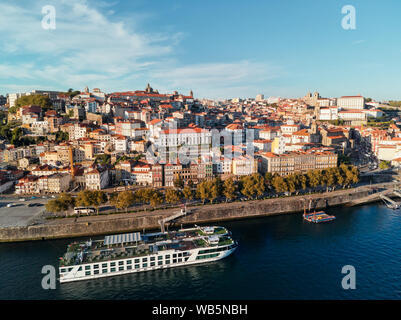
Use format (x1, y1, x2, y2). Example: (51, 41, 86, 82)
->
(46, 165, 360, 214)
(45, 190, 108, 215)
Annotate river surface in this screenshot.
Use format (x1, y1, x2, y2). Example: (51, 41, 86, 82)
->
(1, 203, 401, 300)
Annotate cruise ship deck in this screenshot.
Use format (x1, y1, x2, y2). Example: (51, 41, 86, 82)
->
(60, 226, 232, 267)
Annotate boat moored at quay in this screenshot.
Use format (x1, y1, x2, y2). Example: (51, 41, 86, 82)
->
(59, 226, 237, 283)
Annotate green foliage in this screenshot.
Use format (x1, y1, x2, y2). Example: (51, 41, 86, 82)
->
(173, 174, 184, 189)
(10, 94, 52, 114)
(95, 154, 111, 165)
(55, 131, 69, 142)
(165, 188, 182, 204)
(45, 192, 75, 214)
(182, 186, 194, 201)
(112, 190, 136, 212)
(223, 178, 237, 201)
(240, 173, 265, 199)
(379, 160, 391, 169)
(76, 190, 107, 214)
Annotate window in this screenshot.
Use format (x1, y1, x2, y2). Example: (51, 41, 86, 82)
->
(94, 270, 99, 275)
(173, 259, 177, 263)
(166, 260, 170, 265)
(127, 266, 132, 270)
(165, 255, 170, 259)
(60, 268, 67, 273)
(126, 260, 132, 265)
(119, 267, 124, 271)
(143, 263, 148, 268)
(150, 257, 155, 261)
(158, 256, 163, 260)
(110, 262, 116, 267)
(142, 258, 148, 262)
(178, 259, 182, 263)
(102, 263, 107, 268)
(135, 264, 140, 269)
(85, 271, 91, 276)
(110, 267, 116, 272)
(173, 254, 177, 258)
(93, 264, 99, 269)
(77, 267, 82, 271)
(118, 261, 124, 266)
(150, 262, 155, 267)
(85, 265, 91, 270)
(158, 261, 163, 266)
(134, 259, 140, 263)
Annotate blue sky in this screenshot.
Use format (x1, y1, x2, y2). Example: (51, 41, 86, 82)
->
(0, 0, 401, 100)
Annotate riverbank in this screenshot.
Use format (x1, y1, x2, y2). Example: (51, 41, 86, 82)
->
(0, 182, 394, 243)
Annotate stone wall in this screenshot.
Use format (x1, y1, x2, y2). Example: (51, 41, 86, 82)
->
(0, 188, 373, 242)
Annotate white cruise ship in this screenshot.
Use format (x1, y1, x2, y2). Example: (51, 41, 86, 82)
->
(59, 225, 238, 283)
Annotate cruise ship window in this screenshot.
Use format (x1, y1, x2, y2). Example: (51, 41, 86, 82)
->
(110, 262, 116, 267)
(110, 267, 116, 272)
(135, 264, 140, 269)
(118, 261, 124, 266)
(143, 263, 148, 268)
(150, 262, 155, 267)
(158, 256, 163, 260)
(166, 260, 170, 264)
(119, 267, 124, 271)
(158, 261, 163, 266)
(173, 259, 177, 263)
(85, 265, 91, 270)
(142, 258, 148, 262)
(150, 257, 155, 261)
(93, 264, 99, 269)
(126, 260, 132, 265)
(134, 259, 140, 263)
(127, 266, 132, 270)
(102, 263, 107, 268)
(102, 269, 107, 273)
(165, 255, 170, 259)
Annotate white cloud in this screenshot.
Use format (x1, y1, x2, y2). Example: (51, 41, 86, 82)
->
(0, 0, 282, 99)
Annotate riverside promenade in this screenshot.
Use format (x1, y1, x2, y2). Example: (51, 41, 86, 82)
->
(0, 182, 396, 242)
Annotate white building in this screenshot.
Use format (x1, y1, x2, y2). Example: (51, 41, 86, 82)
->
(337, 96, 365, 110)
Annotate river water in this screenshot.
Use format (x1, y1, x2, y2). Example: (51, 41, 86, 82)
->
(1, 203, 401, 300)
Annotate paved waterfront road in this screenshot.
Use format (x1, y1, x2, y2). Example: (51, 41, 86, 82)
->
(0, 197, 47, 227)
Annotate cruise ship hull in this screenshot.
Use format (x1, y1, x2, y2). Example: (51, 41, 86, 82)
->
(59, 243, 237, 283)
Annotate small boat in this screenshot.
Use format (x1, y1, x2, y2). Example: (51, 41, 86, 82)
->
(303, 211, 336, 223)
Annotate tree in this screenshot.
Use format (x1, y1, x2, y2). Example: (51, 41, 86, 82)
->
(45, 199, 68, 215)
(264, 172, 273, 189)
(75, 190, 107, 214)
(196, 181, 210, 204)
(165, 188, 182, 204)
(272, 175, 288, 194)
(223, 178, 237, 201)
(173, 174, 184, 189)
(307, 170, 320, 189)
(92, 190, 108, 214)
(182, 186, 194, 202)
(149, 189, 164, 207)
(114, 191, 136, 212)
